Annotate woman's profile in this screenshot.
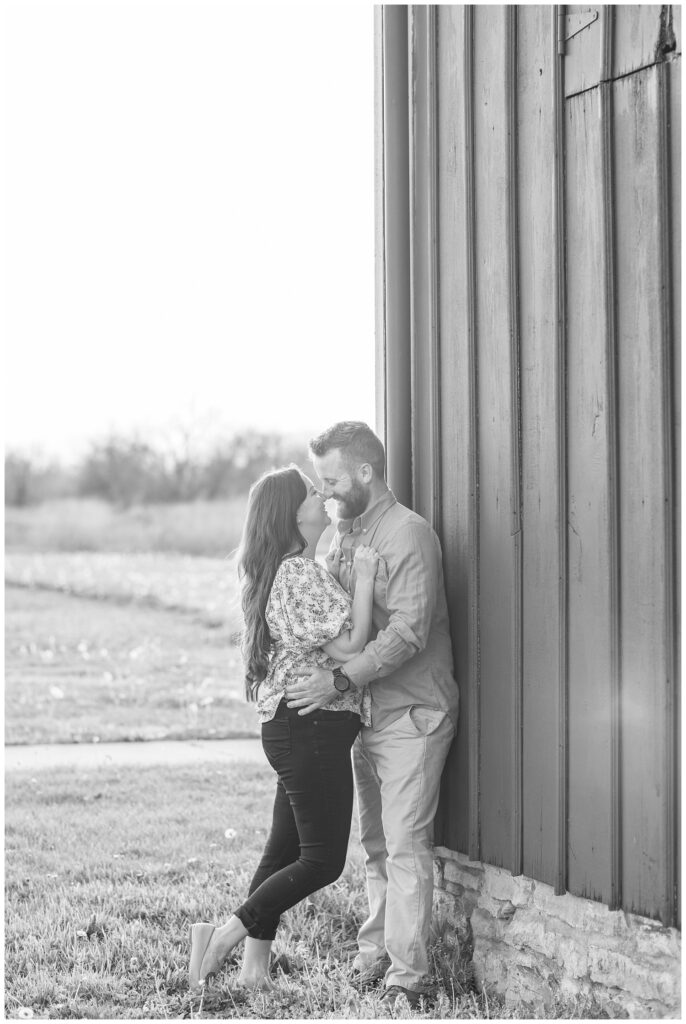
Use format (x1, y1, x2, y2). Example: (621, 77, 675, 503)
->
(189, 465, 378, 991)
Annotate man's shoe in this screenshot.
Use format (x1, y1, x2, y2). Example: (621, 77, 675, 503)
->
(351, 953, 391, 989)
(380, 984, 433, 1010)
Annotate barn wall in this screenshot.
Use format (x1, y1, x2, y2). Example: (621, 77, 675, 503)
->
(375, 4, 680, 927)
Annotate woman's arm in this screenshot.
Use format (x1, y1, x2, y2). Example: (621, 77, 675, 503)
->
(320, 545, 378, 662)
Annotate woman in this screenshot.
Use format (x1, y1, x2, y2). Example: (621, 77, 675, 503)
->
(189, 466, 378, 991)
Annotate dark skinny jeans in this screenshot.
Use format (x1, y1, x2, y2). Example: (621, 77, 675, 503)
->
(234, 699, 361, 940)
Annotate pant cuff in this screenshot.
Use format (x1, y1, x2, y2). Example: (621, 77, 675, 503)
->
(234, 904, 278, 941)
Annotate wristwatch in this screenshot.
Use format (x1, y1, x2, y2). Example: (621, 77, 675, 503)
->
(333, 667, 353, 693)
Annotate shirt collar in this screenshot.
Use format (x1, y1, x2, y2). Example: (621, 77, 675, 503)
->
(337, 489, 397, 535)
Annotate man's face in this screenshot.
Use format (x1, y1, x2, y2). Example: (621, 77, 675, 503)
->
(312, 449, 371, 521)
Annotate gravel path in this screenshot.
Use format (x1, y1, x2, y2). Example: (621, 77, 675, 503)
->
(5, 737, 264, 772)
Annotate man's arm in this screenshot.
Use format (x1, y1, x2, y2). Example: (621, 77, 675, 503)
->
(286, 523, 439, 714)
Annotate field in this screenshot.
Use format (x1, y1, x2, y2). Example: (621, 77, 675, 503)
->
(5, 763, 498, 1021)
(5, 501, 597, 1019)
(5, 552, 252, 745)
(5, 497, 249, 558)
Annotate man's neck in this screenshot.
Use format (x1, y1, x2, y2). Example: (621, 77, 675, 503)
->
(361, 483, 391, 516)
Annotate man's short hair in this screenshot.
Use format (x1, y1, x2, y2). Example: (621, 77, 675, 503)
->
(309, 421, 386, 478)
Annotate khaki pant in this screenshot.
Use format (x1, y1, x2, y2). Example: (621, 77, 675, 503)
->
(352, 706, 455, 991)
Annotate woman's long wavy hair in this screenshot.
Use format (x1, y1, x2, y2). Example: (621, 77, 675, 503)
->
(237, 466, 308, 700)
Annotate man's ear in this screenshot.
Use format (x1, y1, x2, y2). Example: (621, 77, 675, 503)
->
(358, 463, 373, 484)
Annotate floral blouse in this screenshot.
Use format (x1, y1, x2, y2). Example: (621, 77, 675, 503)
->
(256, 556, 371, 725)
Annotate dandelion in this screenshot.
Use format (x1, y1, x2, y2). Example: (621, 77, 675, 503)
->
(224, 828, 237, 841)
(17, 1009, 34, 1019)
(49, 686, 64, 699)
(187, 857, 199, 865)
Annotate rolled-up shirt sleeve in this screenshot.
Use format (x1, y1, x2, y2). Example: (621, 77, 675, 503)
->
(345, 523, 439, 688)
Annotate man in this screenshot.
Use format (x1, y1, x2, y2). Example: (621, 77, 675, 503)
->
(285, 421, 459, 1009)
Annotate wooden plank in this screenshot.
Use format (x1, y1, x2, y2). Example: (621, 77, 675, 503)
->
(464, 3, 481, 861)
(472, 4, 517, 872)
(599, 11, 623, 911)
(564, 3, 606, 97)
(565, 86, 613, 906)
(667, 55, 680, 931)
(613, 65, 671, 922)
(379, 7, 412, 507)
(374, 7, 386, 443)
(613, 5, 673, 80)
(409, 6, 440, 528)
(516, 4, 561, 890)
(506, 5, 523, 880)
(433, 3, 473, 857)
(553, 5, 569, 900)
(565, 5, 665, 98)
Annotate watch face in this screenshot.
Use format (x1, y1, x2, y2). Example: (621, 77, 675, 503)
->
(334, 671, 350, 692)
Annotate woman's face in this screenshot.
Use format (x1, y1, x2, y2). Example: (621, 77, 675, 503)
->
(297, 475, 331, 531)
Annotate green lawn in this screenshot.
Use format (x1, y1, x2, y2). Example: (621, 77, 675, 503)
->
(6, 762, 485, 1020)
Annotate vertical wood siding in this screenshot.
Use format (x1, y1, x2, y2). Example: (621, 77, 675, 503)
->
(432, 3, 478, 858)
(376, 4, 680, 925)
(517, 5, 565, 892)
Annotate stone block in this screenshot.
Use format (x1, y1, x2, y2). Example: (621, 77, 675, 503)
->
(504, 962, 559, 1014)
(588, 946, 680, 1003)
(481, 865, 518, 902)
(632, 921, 681, 960)
(433, 853, 681, 1017)
(502, 908, 549, 955)
(477, 894, 517, 920)
(510, 874, 536, 906)
(472, 940, 518, 995)
(470, 906, 505, 944)
(438, 854, 483, 897)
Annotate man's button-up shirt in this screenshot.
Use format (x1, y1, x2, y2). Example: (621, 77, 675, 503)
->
(326, 490, 459, 732)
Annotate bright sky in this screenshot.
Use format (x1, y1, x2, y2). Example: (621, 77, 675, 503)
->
(4, 1, 376, 462)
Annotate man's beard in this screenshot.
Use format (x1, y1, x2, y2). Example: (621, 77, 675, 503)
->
(334, 480, 370, 520)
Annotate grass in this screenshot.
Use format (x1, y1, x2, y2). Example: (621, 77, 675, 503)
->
(5, 761, 504, 1020)
(5, 585, 257, 745)
(5, 550, 249, 744)
(5, 498, 337, 561)
(4, 529, 338, 746)
(5, 537, 609, 1019)
(5, 498, 249, 558)
(5, 551, 242, 630)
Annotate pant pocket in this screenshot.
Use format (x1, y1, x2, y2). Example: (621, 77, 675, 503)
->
(397, 705, 449, 737)
(261, 718, 291, 765)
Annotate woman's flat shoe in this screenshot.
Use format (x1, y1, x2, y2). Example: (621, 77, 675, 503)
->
(189, 922, 216, 990)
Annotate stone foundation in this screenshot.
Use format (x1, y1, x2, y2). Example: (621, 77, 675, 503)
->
(433, 848, 681, 1018)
